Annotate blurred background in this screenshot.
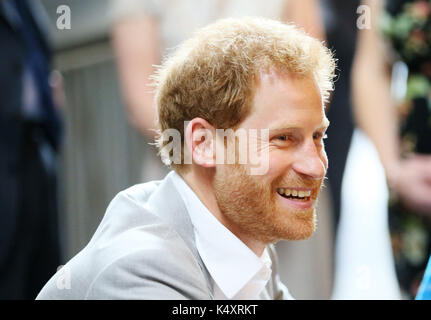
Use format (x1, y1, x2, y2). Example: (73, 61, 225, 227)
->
(42, 0, 150, 267)
(1, 0, 430, 300)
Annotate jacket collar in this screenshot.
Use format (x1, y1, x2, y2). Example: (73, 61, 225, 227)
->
(146, 171, 214, 298)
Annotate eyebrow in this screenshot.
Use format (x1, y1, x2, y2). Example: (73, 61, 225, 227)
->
(269, 118, 330, 131)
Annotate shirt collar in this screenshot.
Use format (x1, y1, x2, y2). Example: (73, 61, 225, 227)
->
(171, 171, 269, 298)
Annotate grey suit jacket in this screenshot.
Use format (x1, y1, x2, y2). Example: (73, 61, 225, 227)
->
(36, 172, 291, 299)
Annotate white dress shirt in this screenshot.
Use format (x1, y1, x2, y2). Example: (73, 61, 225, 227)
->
(171, 171, 274, 299)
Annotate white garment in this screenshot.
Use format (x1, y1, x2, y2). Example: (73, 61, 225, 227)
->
(331, 129, 401, 299)
(111, 0, 287, 52)
(171, 171, 277, 299)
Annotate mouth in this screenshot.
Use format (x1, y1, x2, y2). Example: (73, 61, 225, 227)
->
(276, 188, 312, 201)
(276, 187, 314, 210)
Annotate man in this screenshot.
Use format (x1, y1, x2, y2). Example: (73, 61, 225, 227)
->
(37, 17, 335, 300)
(0, 0, 63, 299)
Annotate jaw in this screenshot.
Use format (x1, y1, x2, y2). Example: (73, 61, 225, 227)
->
(271, 191, 318, 240)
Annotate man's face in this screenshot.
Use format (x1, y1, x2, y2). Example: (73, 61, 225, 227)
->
(214, 70, 329, 243)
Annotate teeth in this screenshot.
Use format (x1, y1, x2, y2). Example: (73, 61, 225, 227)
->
(277, 188, 312, 198)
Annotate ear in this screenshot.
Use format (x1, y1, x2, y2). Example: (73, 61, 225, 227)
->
(185, 118, 216, 168)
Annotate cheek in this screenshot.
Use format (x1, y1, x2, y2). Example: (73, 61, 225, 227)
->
(267, 151, 293, 178)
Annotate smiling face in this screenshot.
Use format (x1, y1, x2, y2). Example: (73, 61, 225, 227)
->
(213, 70, 329, 243)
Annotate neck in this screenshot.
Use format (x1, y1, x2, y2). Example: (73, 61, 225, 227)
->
(181, 167, 266, 257)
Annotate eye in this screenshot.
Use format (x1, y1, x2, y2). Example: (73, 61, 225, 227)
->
(272, 134, 295, 147)
(277, 135, 288, 141)
(313, 132, 328, 140)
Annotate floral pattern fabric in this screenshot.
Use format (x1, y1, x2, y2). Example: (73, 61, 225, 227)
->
(381, 0, 431, 298)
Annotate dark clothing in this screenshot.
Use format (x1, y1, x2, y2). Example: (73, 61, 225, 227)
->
(0, 0, 62, 299)
(0, 123, 60, 299)
(321, 0, 360, 229)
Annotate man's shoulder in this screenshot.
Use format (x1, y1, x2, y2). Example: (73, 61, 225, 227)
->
(83, 228, 209, 299)
(87, 180, 170, 249)
(37, 233, 209, 299)
(37, 179, 210, 299)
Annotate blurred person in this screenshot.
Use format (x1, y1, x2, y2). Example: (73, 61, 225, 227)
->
(0, 0, 63, 299)
(109, 0, 324, 182)
(353, 0, 431, 298)
(36, 17, 335, 300)
(320, 0, 400, 300)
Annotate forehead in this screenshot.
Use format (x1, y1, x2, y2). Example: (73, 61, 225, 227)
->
(241, 70, 326, 130)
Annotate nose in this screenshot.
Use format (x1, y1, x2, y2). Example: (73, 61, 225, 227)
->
(292, 139, 327, 180)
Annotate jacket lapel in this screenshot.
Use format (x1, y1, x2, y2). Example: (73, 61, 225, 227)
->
(147, 172, 214, 298)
